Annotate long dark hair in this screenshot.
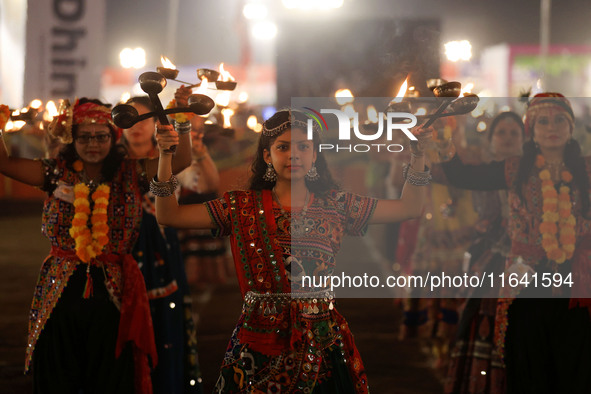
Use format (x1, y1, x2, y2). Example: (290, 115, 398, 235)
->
(515, 139, 590, 217)
(247, 110, 338, 195)
(58, 98, 127, 182)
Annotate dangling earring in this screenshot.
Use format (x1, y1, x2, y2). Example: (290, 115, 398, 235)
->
(263, 162, 277, 182)
(305, 162, 320, 182)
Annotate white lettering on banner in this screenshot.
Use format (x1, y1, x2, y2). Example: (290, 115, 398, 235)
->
(23, 0, 105, 102)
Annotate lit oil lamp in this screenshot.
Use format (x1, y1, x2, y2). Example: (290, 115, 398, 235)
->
(387, 77, 411, 113)
(215, 63, 237, 91)
(157, 56, 180, 80)
(195, 77, 209, 95)
(221, 107, 234, 129)
(9, 107, 37, 124)
(426, 78, 448, 92)
(157, 56, 201, 87)
(197, 68, 220, 82)
(111, 71, 215, 153)
(422, 81, 462, 127)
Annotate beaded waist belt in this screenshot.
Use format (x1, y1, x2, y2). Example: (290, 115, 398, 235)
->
(244, 290, 335, 315)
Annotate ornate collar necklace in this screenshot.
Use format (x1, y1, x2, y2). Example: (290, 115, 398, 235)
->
(272, 188, 312, 236)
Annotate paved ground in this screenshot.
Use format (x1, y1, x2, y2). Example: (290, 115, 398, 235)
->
(0, 201, 443, 393)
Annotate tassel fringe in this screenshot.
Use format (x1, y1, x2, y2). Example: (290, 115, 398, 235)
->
(83, 263, 93, 298)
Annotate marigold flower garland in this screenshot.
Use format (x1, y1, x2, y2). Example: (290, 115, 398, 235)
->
(537, 154, 576, 264)
(69, 182, 110, 297)
(166, 99, 196, 123)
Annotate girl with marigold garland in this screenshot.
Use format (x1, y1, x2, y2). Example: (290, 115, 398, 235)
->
(0, 97, 192, 393)
(152, 109, 431, 393)
(440, 93, 591, 393)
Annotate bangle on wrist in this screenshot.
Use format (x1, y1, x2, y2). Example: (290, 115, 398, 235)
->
(150, 174, 179, 197)
(174, 120, 191, 135)
(402, 163, 431, 186)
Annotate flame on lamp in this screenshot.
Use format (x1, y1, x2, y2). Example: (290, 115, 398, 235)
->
(460, 82, 474, 96)
(160, 56, 176, 69)
(120, 92, 131, 103)
(10, 120, 26, 130)
(221, 108, 234, 128)
(335, 89, 354, 105)
(43, 101, 58, 122)
(196, 77, 208, 94)
(391, 78, 408, 104)
(367, 105, 378, 123)
(218, 63, 235, 82)
(215, 91, 231, 107)
(30, 99, 43, 109)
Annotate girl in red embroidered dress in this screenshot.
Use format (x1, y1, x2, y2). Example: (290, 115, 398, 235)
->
(153, 109, 431, 393)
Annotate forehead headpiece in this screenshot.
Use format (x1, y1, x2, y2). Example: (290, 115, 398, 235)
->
(49, 99, 121, 143)
(524, 92, 574, 137)
(262, 109, 320, 137)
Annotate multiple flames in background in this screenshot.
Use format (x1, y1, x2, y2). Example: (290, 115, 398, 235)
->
(3, 68, 509, 143)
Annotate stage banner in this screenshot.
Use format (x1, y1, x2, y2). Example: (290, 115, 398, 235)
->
(23, 0, 105, 103)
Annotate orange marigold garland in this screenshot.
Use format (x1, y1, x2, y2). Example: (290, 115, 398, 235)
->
(537, 155, 576, 264)
(69, 183, 110, 297)
(166, 99, 196, 123)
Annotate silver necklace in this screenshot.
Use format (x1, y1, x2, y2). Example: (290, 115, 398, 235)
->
(272, 188, 312, 236)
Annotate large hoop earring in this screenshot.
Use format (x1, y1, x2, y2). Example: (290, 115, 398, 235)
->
(263, 162, 277, 182)
(305, 163, 320, 182)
